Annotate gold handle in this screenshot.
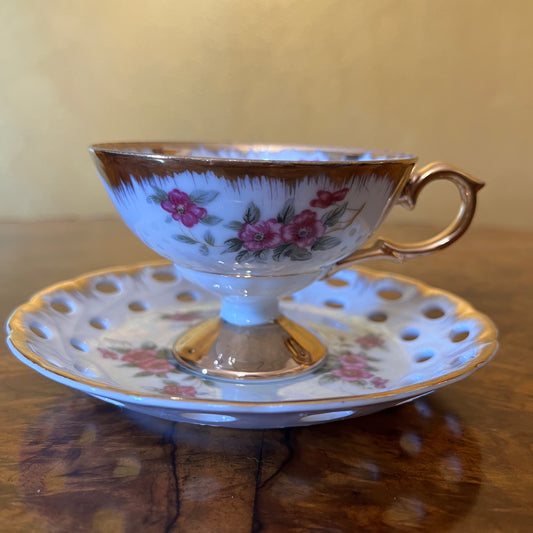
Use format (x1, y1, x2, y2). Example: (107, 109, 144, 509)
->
(329, 162, 484, 275)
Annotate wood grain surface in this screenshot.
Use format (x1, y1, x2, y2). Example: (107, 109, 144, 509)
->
(1, 219, 532, 533)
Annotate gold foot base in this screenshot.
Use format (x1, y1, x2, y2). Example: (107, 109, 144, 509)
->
(173, 316, 327, 381)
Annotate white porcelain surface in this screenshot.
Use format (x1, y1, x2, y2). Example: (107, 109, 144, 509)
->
(6, 262, 498, 429)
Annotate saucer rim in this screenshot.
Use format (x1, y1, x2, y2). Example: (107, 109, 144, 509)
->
(6, 261, 499, 410)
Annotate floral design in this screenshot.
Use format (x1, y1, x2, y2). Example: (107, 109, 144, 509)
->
(147, 184, 365, 263)
(319, 332, 389, 389)
(98, 343, 178, 378)
(239, 218, 284, 252)
(161, 383, 198, 398)
(161, 189, 207, 228)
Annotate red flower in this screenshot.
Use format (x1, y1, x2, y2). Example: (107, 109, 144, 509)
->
(310, 188, 349, 208)
(121, 349, 158, 364)
(138, 359, 175, 374)
(281, 210, 326, 248)
(98, 348, 119, 360)
(239, 218, 284, 252)
(331, 366, 373, 381)
(356, 334, 385, 349)
(163, 384, 198, 398)
(161, 189, 207, 227)
(339, 353, 368, 368)
(370, 376, 389, 389)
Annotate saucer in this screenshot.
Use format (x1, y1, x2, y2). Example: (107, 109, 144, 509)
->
(6, 262, 498, 428)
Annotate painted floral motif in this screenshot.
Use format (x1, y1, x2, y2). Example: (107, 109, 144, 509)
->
(148, 185, 365, 263)
(98, 343, 178, 378)
(319, 332, 389, 389)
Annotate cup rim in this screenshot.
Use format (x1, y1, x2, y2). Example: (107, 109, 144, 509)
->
(89, 142, 418, 165)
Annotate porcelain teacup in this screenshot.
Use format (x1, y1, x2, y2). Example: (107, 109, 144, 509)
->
(90, 142, 483, 381)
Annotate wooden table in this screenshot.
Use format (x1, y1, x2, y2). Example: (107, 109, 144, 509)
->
(1, 219, 532, 533)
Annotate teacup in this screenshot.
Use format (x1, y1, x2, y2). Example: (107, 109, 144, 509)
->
(90, 142, 483, 381)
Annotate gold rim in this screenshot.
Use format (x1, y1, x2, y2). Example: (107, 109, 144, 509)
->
(6, 261, 499, 409)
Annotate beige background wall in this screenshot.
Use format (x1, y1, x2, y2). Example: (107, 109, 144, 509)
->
(1, 0, 531, 229)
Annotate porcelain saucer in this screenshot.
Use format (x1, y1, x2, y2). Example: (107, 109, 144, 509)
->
(6, 262, 498, 428)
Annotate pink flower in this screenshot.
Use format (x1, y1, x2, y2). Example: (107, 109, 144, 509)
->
(310, 188, 349, 208)
(138, 358, 175, 374)
(356, 334, 385, 349)
(161, 189, 207, 227)
(163, 384, 198, 398)
(122, 349, 158, 364)
(238, 218, 284, 252)
(98, 348, 119, 360)
(331, 366, 373, 381)
(370, 376, 389, 389)
(281, 210, 326, 248)
(339, 353, 368, 368)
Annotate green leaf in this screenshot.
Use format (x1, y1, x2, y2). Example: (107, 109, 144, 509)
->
(321, 202, 348, 227)
(289, 247, 313, 261)
(189, 190, 219, 205)
(147, 186, 168, 204)
(272, 242, 294, 261)
(173, 234, 198, 244)
(203, 230, 215, 246)
(311, 235, 341, 251)
(225, 220, 244, 231)
(277, 198, 295, 224)
(199, 243, 209, 256)
(243, 202, 260, 224)
(200, 215, 223, 226)
(223, 237, 243, 253)
(235, 250, 253, 263)
(319, 374, 339, 385)
(133, 371, 154, 378)
(253, 249, 269, 262)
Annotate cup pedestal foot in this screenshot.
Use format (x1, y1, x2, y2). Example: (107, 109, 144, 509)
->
(173, 315, 327, 381)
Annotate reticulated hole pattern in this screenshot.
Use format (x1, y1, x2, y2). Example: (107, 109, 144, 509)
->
(152, 271, 178, 283)
(377, 288, 403, 301)
(450, 329, 470, 343)
(415, 349, 435, 363)
(326, 277, 350, 288)
(176, 291, 199, 303)
(423, 306, 446, 320)
(128, 301, 149, 312)
(368, 311, 388, 323)
(95, 280, 121, 294)
(401, 329, 420, 342)
(50, 299, 74, 314)
(89, 318, 109, 330)
(29, 323, 51, 340)
(324, 300, 345, 309)
(70, 338, 90, 352)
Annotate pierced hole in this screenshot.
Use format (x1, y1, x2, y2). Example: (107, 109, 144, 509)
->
(368, 311, 388, 323)
(450, 329, 470, 343)
(152, 271, 177, 283)
(324, 300, 345, 309)
(50, 299, 73, 314)
(415, 349, 435, 363)
(401, 329, 419, 341)
(326, 277, 350, 288)
(29, 323, 51, 339)
(176, 292, 198, 303)
(423, 306, 445, 319)
(282, 295, 294, 302)
(71, 338, 90, 352)
(89, 318, 109, 330)
(95, 281, 121, 294)
(378, 288, 403, 301)
(128, 301, 149, 312)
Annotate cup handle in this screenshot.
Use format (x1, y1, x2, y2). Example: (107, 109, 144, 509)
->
(328, 162, 484, 276)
